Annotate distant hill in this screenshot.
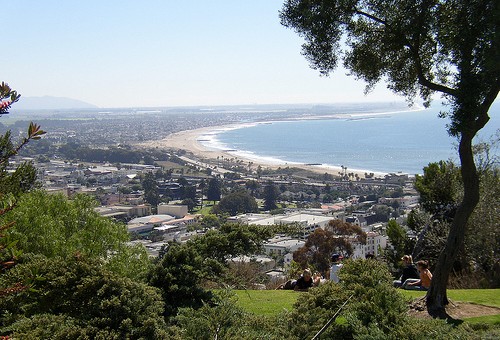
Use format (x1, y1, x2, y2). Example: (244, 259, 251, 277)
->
(12, 96, 98, 110)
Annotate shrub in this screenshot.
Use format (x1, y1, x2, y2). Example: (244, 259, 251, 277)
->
(286, 258, 409, 339)
(0, 254, 167, 339)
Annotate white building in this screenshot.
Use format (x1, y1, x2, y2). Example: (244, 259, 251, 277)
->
(127, 214, 175, 233)
(245, 212, 336, 238)
(263, 236, 305, 256)
(351, 231, 388, 259)
(157, 204, 188, 218)
(379, 195, 420, 209)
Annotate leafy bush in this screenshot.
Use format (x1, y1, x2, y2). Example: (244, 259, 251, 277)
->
(286, 258, 409, 339)
(1, 191, 151, 280)
(0, 254, 167, 339)
(148, 242, 214, 318)
(176, 290, 292, 340)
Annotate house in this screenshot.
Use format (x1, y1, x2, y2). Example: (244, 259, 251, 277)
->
(351, 231, 388, 259)
(263, 236, 305, 256)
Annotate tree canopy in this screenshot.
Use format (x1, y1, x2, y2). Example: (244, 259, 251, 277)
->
(213, 189, 258, 216)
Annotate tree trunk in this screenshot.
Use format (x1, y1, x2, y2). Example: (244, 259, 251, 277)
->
(426, 132, 480, 318)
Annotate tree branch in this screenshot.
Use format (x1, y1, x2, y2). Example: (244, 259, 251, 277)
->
(354, 9, 387, 26)
(355, 7, 458, 98)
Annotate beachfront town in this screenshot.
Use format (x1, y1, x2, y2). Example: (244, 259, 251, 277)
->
(7, 108, 422, 287)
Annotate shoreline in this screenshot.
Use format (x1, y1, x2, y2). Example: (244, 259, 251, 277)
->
(139, 123, 389, 179)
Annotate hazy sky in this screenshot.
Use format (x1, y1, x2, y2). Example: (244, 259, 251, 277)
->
(3, 1, 401, 108)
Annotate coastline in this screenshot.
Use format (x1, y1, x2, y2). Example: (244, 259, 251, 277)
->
(139, 123, 388, 179)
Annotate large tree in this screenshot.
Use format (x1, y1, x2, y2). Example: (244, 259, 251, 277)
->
(206, 177, 222, 202)
(213, 189, 258, 216)
(294, 220, 366, 274)
(263, 180, 279, 211)
(280, 0, 499, 317)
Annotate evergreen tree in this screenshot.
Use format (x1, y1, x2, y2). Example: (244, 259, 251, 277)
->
(263, 181, 279, 211)
(206, 177, 221, 202)
(142, 172, 159, 208)
(213, 189, 258, 216)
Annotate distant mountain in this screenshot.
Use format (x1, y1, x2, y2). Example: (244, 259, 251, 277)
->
(12, 96, 98, 110)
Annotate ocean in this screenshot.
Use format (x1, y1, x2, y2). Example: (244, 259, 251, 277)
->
(200, 102, 500, 175)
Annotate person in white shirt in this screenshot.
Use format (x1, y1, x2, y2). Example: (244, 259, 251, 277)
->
(329, 254, 344, 283)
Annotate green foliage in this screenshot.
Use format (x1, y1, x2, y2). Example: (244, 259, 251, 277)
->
(149, 223, 277, 318)
(213, 189, 258, 215)
(415, 161, 462, 218)
(412, 157, 500, 287)
(175, 290, 244, 340)
(199, 214, 221, 229)
(206, 177, 221, 201)
(3, 314, 92, 339)
(371, 204, 393, 222)
(1, 191, 150, 280)
(148, 242, 213, 318)
(0, 255, 167, 339)
(286, 259, 408, 339)
(263, 181, 279, 211)
(385, 219, 414, 273)
(191, 223, 275, 264)
(465, 167, 500, 287)
(57, 143, 158, 164)
(0, 122, 45, 201)
(177, 290, 293, 340)
(142, 171, 160, 207)
(387, 220, 406, 257)
(286, 282, 353, 339)
(0, 86, 47, 299)
(340, 259, 408, 337)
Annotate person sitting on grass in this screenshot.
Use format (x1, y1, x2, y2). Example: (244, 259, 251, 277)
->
(403, 260, 432, 291)
(294, 268, 314, 291)
(394, 255, 420, 288)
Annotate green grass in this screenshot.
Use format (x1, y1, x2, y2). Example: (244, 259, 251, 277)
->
(464, 314, 500, 325)
(234, 290, 298, 316)
(234, 289, 500, 325)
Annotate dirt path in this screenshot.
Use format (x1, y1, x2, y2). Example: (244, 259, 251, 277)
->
(408, 298, 500, 319)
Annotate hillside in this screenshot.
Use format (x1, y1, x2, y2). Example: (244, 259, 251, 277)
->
(11, 95, 98, 110)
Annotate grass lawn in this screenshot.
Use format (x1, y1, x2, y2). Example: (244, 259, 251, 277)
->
(234, 290, 298, 316)
(234, 289, 500, 324)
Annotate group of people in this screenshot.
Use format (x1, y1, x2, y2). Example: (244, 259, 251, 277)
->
(394, 255, 433, 291)
(278, 253, 344, 291)
(279, 253, 432, 292)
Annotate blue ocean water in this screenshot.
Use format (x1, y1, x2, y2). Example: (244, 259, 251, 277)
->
(208, 103, 499, 175)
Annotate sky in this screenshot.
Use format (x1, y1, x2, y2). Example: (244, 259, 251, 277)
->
(3, 1, 401, 108)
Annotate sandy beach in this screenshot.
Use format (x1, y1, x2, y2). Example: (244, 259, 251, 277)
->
(139, 124, 388, 179)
